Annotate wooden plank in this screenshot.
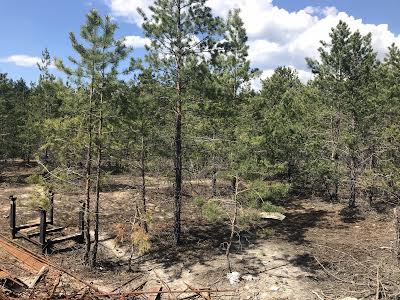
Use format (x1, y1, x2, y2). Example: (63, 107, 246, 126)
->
(27, 226, 64, 237)
(28, 266, 49, 288)
(16, 221, 54, 231)
(16, 233, 42, 246)
(49, 233, 82, 244)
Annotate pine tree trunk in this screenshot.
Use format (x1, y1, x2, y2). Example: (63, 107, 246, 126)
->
(211, 148, 217, 197)
(367, 145, 377, 206)
(330, 111, 341, 201)
(226, 175, 238, 273)
(140, 135, 148, 233)
(173, 0, 183, 245)
(348, 114, 357, 209)
(90, 89, 103, 269)
(348, 159, 357, 208)
(394, 207, 400, 264)
(83, 77, 94, 264)
(174, 92, 183, 244)
(231, 176, 237, 194)
(211, 166, 217, 198)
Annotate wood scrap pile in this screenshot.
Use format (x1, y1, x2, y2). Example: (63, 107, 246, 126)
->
(0, 236, 234, 299)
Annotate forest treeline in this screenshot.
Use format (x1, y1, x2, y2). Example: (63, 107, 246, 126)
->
(1, 1, 399, 269)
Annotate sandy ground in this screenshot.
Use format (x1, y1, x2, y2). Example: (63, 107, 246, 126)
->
(1, 161, 398, 299)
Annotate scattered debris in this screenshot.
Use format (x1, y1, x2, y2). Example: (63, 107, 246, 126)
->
(269, 285, 279, 292)
(226, 272, 241, 285)
(242, 274, 257, 281)
(28, 266, 49, 288)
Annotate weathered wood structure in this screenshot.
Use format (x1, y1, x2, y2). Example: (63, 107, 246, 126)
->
(9, 193, 84, 254)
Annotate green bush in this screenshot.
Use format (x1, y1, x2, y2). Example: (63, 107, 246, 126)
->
(202, 201, 222, 221)
(237, 209, 261, 231)
(193, 196, 205, 208)
(28, 187, 51, 211)
(26, 174, 44, 185)
(245, 180, 290, 206)
(261, 201, 284, 213)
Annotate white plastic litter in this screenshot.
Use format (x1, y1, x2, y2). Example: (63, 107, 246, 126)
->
(242, 274, 257, 281)
(226, 272, 241, 285)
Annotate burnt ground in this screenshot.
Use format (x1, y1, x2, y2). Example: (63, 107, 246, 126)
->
(0, 161, 399, 299)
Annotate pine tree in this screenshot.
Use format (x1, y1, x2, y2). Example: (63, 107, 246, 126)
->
(55, 9, 129, 267)
(139, 0, 221, 244)
(255, 67, 306, 183)
(191, 8, 257, 196)
(377, 44, 400, 202)
(0, 74, 14, 161)
(307, 21, 379, 208)
(31, 48, 63, 163)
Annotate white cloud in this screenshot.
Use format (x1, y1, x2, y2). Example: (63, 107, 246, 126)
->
(106, 0, 151, 25)
(0, 54, 56, 69)
(124, 35, 150, 48)
(106, 0, 400, 83)
(0, 55, 41, 67)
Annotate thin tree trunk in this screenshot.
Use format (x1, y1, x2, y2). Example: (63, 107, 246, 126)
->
(367, 146, 377, 206)
(173, 90, 183, 244)
(348, 158, 357, 208)
(226, 175, 238, 273)
(211, 136, 217, 197)
(140, 135, 148, 233)
(231, 177, 237, 194)
(173, 0, 183, 245)
(211, 164, 217, 198)
(330, 111, 340, 201)
(83, 75, 94, 264)
(348, 114, 357, 209)
(394, 207, 400, 264)
(90, 89, 103, 269)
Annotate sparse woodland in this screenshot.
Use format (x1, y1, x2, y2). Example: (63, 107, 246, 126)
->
(1, 2, 400, 299)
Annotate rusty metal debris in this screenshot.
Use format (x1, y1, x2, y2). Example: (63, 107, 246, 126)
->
(0, 237, 46, 272)
(0, 235, 235, 299)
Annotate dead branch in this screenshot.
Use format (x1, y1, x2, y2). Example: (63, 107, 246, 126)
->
(185, 283, 212, 300)
(48, 273, 61, 299)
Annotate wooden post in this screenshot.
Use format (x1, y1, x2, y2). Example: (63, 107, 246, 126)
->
(39, 208, 47, 254)
(49, 190, 54, 225)
(9, 196, 16, 239)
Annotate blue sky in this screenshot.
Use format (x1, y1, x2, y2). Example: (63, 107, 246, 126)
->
(275, 0, 400, 30)
(1, 0, 399, 83)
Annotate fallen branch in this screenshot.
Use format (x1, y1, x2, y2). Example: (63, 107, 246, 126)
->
(313, 255, 366, 286)
(154, 271, 174, 300)
(311, 290, 324, 300)
(48, 273, 61, 299)
(110, 274, 143, 293)
(185, 283, 212, 300)
(94, 288, 234, 297)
